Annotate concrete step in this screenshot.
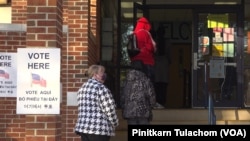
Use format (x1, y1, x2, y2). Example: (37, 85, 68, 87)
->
(110, 131, 127, 141)
(111, 109, 250, 141)
(116, 109, 250, 127)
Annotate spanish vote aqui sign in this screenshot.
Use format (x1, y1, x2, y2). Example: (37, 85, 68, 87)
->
(16, 48, 60, 114)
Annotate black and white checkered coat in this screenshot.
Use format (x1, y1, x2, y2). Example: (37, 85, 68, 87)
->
(74, 78, 119, 136)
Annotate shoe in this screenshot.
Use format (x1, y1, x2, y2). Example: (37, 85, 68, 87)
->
(154, 102, 165, 109)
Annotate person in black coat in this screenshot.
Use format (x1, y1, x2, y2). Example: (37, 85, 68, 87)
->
(121, 61, 156, 125)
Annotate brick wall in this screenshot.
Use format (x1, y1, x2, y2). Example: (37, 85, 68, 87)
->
(0, 31, 26, 52)
(12, 0, 27, 24)
(0, 0, 99, 141)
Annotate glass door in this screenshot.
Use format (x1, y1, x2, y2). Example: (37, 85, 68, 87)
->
(119, 2, 146, 108)
(192, 6, 244, 107)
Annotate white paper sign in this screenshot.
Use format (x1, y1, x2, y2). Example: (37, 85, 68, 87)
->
(16, 48, 61, 114)
(210, 59, 225, 78)
(0, 53, 17, 97)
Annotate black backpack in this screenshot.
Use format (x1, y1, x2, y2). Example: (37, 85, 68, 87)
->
(127, 33, 140, 58)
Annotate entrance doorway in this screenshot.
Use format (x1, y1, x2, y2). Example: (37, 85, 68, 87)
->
(119, 1, 244, 108)
(133, 7, 193, 108)
(192, 8, 244, 107)
(167, 43, 192, 108)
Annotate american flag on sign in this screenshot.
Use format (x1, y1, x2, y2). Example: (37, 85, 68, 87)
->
(0, 69, 9, 79)
(31, 73, 46, 87)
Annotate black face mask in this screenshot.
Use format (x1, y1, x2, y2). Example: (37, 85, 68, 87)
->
(102, 73, 107, 81)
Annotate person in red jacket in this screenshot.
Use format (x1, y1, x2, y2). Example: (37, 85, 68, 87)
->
(131, 17, 157, 83)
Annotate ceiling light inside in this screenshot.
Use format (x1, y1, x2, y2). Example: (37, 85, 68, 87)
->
(121, 2, 133, 8)
(121, 2, 142, 8)
(214, 2, 237, 5)
(123, 13, 143, 18)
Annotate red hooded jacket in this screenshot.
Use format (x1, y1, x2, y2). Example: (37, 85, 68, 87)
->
(131, 17, 156, 65)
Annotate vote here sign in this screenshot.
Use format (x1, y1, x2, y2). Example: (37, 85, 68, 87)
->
(0, 53, 17, 97)
(16, 48, 61, 114)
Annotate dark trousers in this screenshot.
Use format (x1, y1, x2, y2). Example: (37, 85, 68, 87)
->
(154, 82, 168, 107)
(127, 118, 150, 125)
(220, 66, 236, 99)
(80, 133, 110, 141)
(144, 64, 155, 83)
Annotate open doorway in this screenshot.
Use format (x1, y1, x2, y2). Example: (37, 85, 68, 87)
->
(149, 9, 192, 108)
(119, 1, 244, 108)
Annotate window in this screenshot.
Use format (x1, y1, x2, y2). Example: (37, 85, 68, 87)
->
(0, 0, 11, 23)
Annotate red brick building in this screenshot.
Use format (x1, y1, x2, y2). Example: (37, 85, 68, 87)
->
(0, 0, 100, 140)
(1, 0, 250, 141)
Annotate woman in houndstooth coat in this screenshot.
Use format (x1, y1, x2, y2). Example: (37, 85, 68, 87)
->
(75, 65, 119, 141)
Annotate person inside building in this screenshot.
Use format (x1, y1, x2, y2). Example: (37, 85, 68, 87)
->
(121, 60, 156, 125)
(130, 17, 160, 108)
(74, 65, 119, 141)
(154, 23, 172, 108)
(130, 16, 157, 83)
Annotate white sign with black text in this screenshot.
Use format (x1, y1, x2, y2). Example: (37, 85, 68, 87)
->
(0, 53, 17, 97)
(16, 48, 61, 114)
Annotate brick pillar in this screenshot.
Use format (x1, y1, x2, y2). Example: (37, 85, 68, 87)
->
(12, 0, 27, 24)
(63, 0, 90, 140)
(25, 0, 62, 141)
(26, 0, 63, 48)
